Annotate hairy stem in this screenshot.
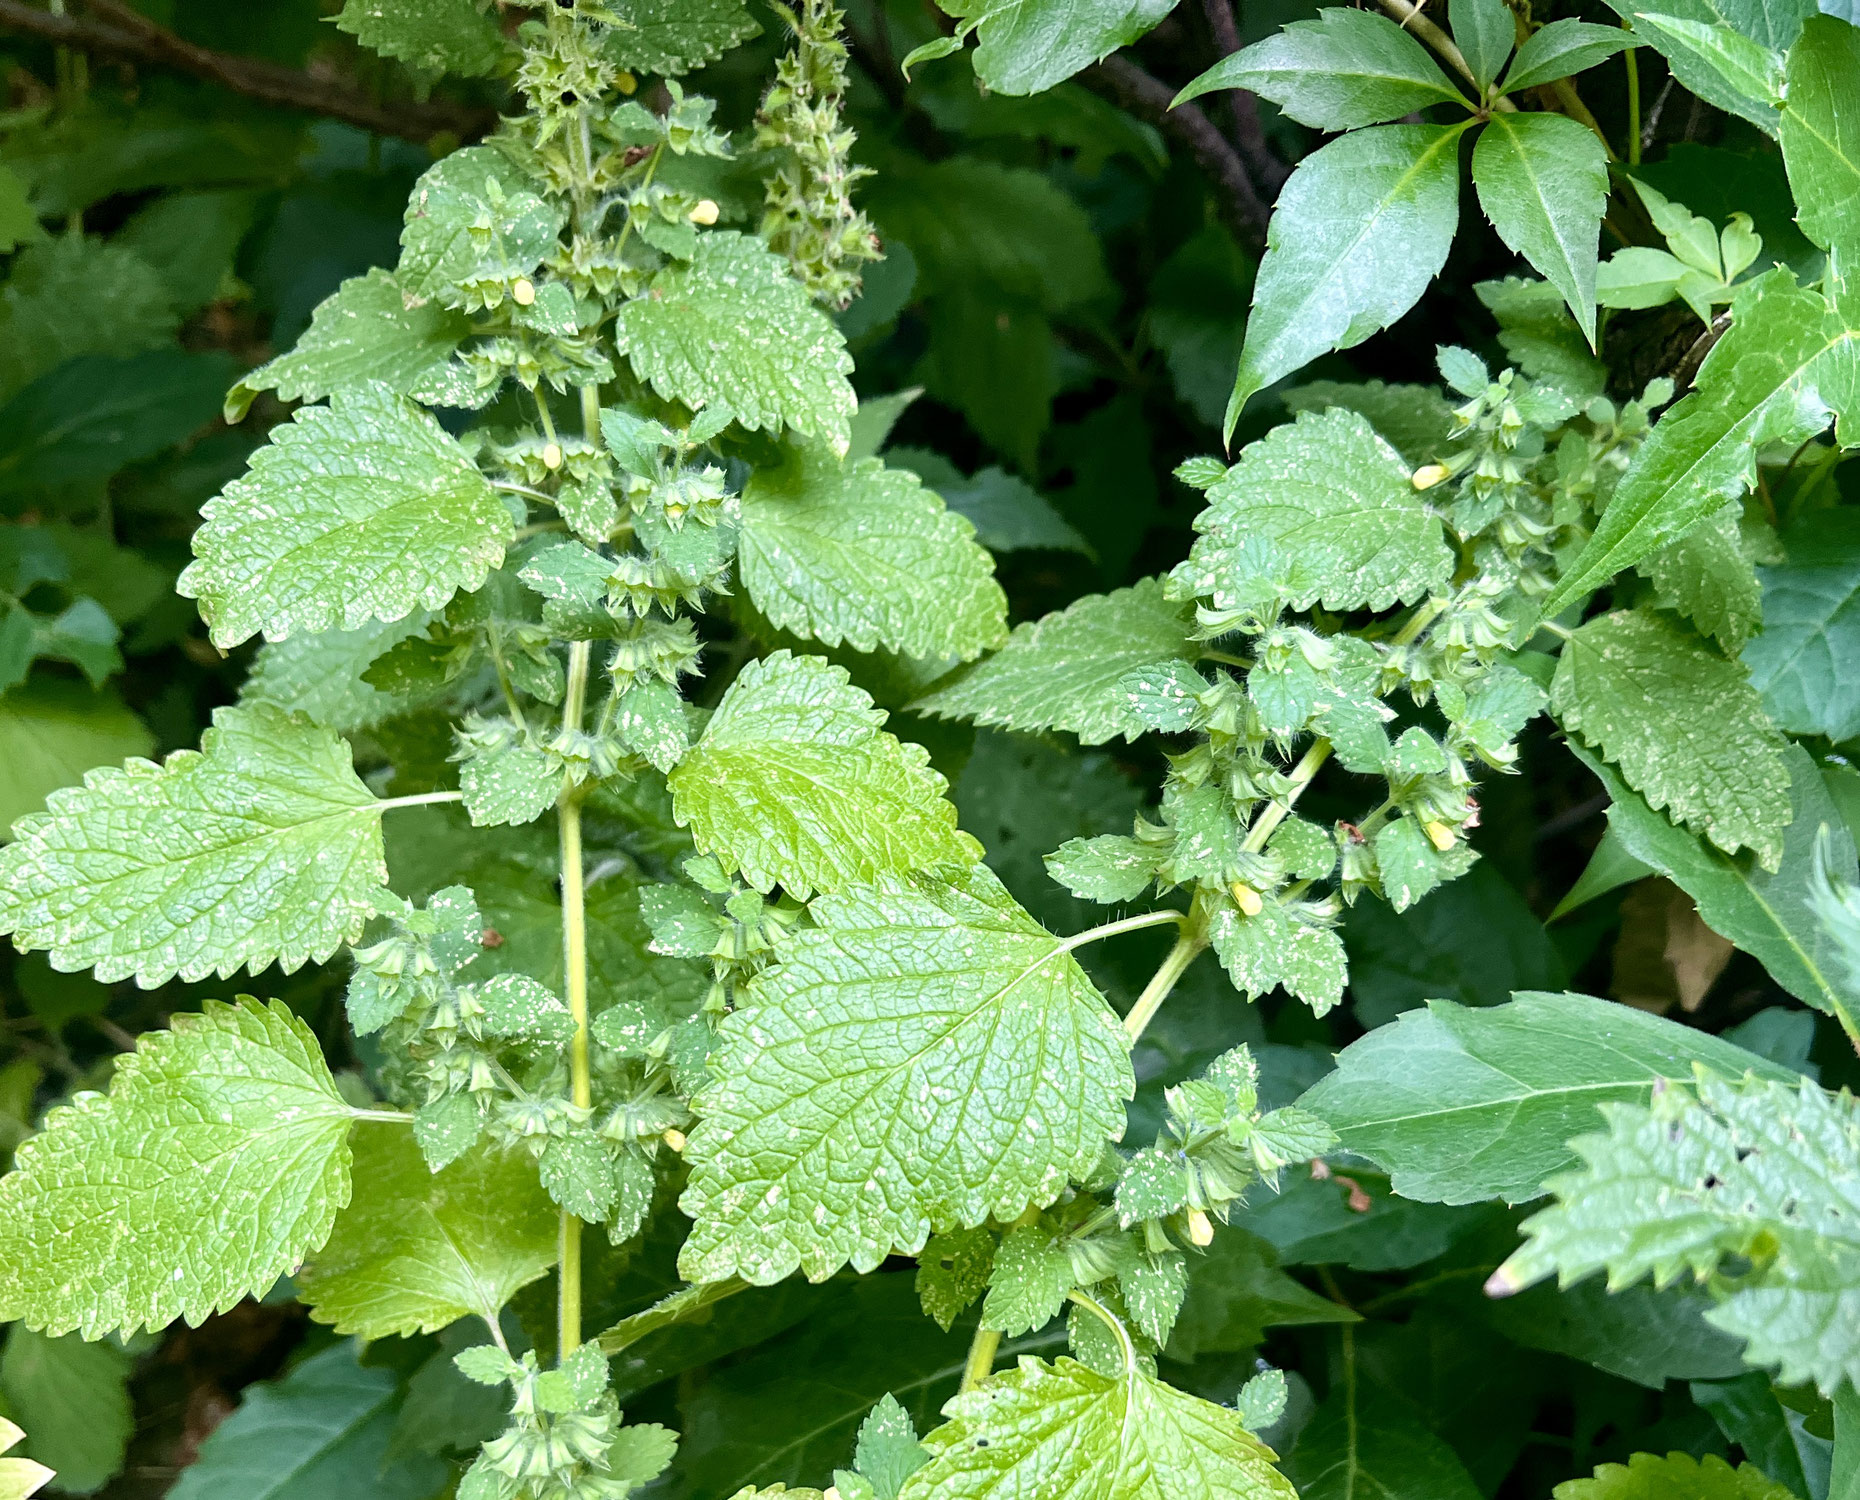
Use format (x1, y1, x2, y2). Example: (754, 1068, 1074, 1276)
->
(557, 640, 595, 1355)
(1066, 1289, 1137, 1375)
(958, 1325, 1003, 1394)
(1242, 739, 1331, 853)
(1122, 925, 1211, 1042)
(1058, 907, 1187, 957)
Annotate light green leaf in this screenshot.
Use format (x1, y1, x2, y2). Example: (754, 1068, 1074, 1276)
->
(897, 1354, 1295, 1500)
(1173, 9, 1462, 130)
(1501, 19, 1635, 93)
(0, 999, 357, 1338)
(1638, 506, 1764, 652)
(1451, 0, 1514, 90)
(1633, 13, 1783, 131)
(1780, 15, 1860, 253)
(615, 233, 856, 448)
(1554, 1451, 1799, 1500)
(936, 0, 1177, 95)
(854, 1393, 929, 1500)
(1542, 267, 1860, 613)
(1744, 510, 1860, 741)
(1281, 379, 1458, 465)
(334, 0, 508, 76)
(0, 1418, 51, 1500)
(1599, 0, 1815, 49)
(1300, 990, 1794, 1205)
(1175, 408, 1453, 614)
(298, 1123, 555, 1338)
(0, 681, 151, 840)
(670, 651, 978, 898)
(1209, 903, 1348, 1016)
(1596, 245, 1693, 311)
(982, 1224, 1077, 1337)
(240, 616, 438, 735)
(397, 146, 562, 306)
(226, 270, 474, 422)
(913, 579, 1199, 747)
(1472, 111, 1608, 347)
(1496, 1070, 1860, 1397)
(678, 865, 1131, 1283)
(168, 1341, 443, 1500)
(181, 381, 511, 648)
(0, 1326, 130, 1495)
(601, 0, 760, 76)
(0, 704, 386, 986)
(738, 441, 1007, 661)
(458, 733, 559, 828)
(1288, 1377, 1483, 1500)
(1552, 609, 1790, 867)
(0, 237, 176, 404)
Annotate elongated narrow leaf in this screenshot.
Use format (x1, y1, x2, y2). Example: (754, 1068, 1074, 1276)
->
(1300, 990, 1793, 1205)
(1780, 16, 1860, 253)
(1174, 9, 1463, 129)
(0, 1000, 357, 1338)
(298, 1124, 556, 1339)
(897, 1355, 1295, 1500)
(1227, 124, 1467, 439)
(1472, 111, 1608, 347)
(669, 652, 978, 898)
(738, 441, 1008, 661)
(1632, 13, 1784, 133)
(181, 382, 511, 648)
(1451, 0, 1514, 91)
(1501, 19, 1634, 93)
(940, 0, 1177, 96)
(679, 866, 1131, 1284)
(912, 578, 1199, 746)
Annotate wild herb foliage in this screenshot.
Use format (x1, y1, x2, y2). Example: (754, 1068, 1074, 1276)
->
(1, 0, 1859, 1498)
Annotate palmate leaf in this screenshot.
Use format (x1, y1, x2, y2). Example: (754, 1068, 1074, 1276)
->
(181, 382, 512, 648)
(896, 1354, 1295, 1500)
(737, 440, 1008, 661)
(912, 578, 1199, 746)
(669, 652, 978, 899)
(334, 0, 509, 77)
(1551, 609, 1791, 867)
(0, 705, 389, 987)
(1172, 408, 1453, 614)
(1554, 1451, 1799, 1500)
(297, 1124, 557, 1339)
(1495, 1070, 1860, 1397)
(0, 1000, 359, 1339)
(615, 233, 856, 449)
(678, 865, 1132, 1284)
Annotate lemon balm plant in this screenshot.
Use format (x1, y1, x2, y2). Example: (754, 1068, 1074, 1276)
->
(0, 0, 1857, 1497)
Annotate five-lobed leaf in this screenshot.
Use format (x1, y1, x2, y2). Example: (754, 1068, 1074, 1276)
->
(0, 704, 387, 986)
(678, 865, 1132, 1284)
(0, 1000, 357, 1339)
(181, 381, 512, 648)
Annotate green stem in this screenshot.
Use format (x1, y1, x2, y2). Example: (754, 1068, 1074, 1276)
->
(1392, 595, 1448, 648)
(557, 640, 594, 1356)
(376, 790, 465, 812)
(1624, 30, 1642, 166)
(1122, 925, 1210, 1042)
(1056, 907, 1186, 957)
(1371, 0, 1516, 110)
(1242, 739, 1331, 854)
(349, 1108, 415, 1124)
(1066, 1290, 1136, 1375)
(958, 1326, 1003, 1394)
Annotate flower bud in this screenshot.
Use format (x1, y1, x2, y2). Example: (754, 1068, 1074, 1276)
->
(542, 441, 563, 470)
(511, 277, 536, 306)
(689, 199, 720, 226)
(1185, 1207, 1215, 1246)
(663, 1128, 687, 1153)
(1411, 463, 1451, 490)
(1229, 881, 1264, 917)
(1424, 820, 1456, 851)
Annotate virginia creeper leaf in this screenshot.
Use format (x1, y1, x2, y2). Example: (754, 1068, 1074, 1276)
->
(1779, 15, 1860, 253)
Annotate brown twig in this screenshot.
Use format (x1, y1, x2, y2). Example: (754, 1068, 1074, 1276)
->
(1083, 53, 1270, 247)
(1197, 0, 1288, 192)
(0, 0, 496, 143)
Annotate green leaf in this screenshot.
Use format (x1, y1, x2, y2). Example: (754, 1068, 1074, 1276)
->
(334, 0, 508, 77)
(1173, 9, 1463, 130)
(0, 1326, 131, 1495)
(1691, 1372, 1827, 1500)
(930, 465, 1093, 557)
(1450, 0, 1514, 90)
(913, 579, 1199, 747)
(1281, 379, 1458, 465)
(1551, 824, 1653, 918)
(397, 146, 563, 307)
(670, 652, 978, 898)
(1501, 19, 1635, 92)
(1227, 123, 1467, 439)
(678, 865, 1131, 1284)
(897, 1354, 1295, 1500)
(458, 732, 560, 828)
(738, 441, 1007, 661)
(1166, 1228, 1359, 1359)
(1288, 1378, 1483, 1500)
(1552, 609, 1791, 867)
(298, 1123, 556, 1338)
(854, 1393, 929, 1500)
(1472, 111, 1608, 347)
(0, 1419, 51, 1500)
(1209, 903, 1348, 1016)
(1780, 16, 1860, 253)
(226, 269, 474, 422)
(1300, 989, 1794, 1204)
(1638, 507, 1764, 653)
(0, 164, 34, 254)
(0, 237, 176, 405)
(615, 233, 855, 448)
(0, 680, 151, 839)
(600, 0, 760, 77)
(1495, 1070, 1860, 1397)
(0, 999, 357, 1338)
(1174, 409, 1453, 614)
(982, 1224, 1076, 1337)
(1553, 1451, 1799, 1500)
(1632, 13, 1784, 133)
(1484, 1279, 1747, 1387)
(1744, 510, 1860, 741)
(1475, 275, 1607, 398)
(181, 382, 511, 648)
(241, 616, 440, 736)
(0, 705, 389, 986)
(937, 0, 1177, 95)
(1231, 1170, 1483, 1273)
(167, 1341, 444, 1500)
(1543, 268, 1860, 613)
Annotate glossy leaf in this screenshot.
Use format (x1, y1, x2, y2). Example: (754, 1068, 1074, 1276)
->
(1780, 15, 1860, 252)
(1744, 511, 1860, 741)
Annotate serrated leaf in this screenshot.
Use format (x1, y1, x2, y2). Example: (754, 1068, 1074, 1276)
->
(0, 999, 356, 1338)
(678, 865, 1132, 1283)
(615, 233, 855, 448)
(854, 1393, 929, 1500)
(1496, 1070, 1860, 1397)
(1475, 275, 1608, 397)
(1552, 609, 1791, 867)
(1227, 123, 1467, 439)
(241, 616, 439, 735)
(1639, 507, 1764, 652)
(601, 0, 759, 76)
(458, 733, 559, 828)
(939, 0, 1177, 95)
(1174, 9, 1462, 130)
(181, 382, 511, 648)
(1781, 16, 1860, 253)
(1282, 380, 1457, 465)
(671, 651, 978, 898)
(1300, 990, 1794, 1205)
(397, 146, 562, 306)
(1174, 410, 1452, 613)
(1209, 903, 1347, 1016)
(932, 466, 1092, 556)
(1502, 19, 1635, 92)
(226, 270, 473, 422)
(738, 440, 1007, 661)
(334, 0, 508, 77)
(1046, 835, 1159, 905)
(982, 1224, 1077, 1337)
(1744, 510, 1860, 741)
(917, 1228, 996, 1332)
(913, 579, 1198, 746)
(897, 1354, 1295, 1500)
(298, 1124, 554, 1339)
(1554, 1451, 1798, 1500)
(1633, 13, 1783, 133)
(0, 237, 176, 405)
(1288, 1378, 1482, 1500)
(0, 705, 387, 986)
(1472, 111, 1608, 347)
(1543, 267, 1860, 613)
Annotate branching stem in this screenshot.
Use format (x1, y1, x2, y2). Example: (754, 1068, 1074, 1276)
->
(1371, 0, 1516, 110)
(1123, 926, 1211, 1042)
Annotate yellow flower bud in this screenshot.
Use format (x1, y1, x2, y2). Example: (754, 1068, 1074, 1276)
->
(1229, 880, 1264, 917)
(1185, 1208, 1215, 1247)
(663, 1128, 687, 1153)
(511, 277, 536, 307)
(1411, 462, 1450, 490)
(1424, 819, 1456, 851)
(616, 70, 638, 96)
(542, 442, 563, 471)
(689, 198, 721, 227)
